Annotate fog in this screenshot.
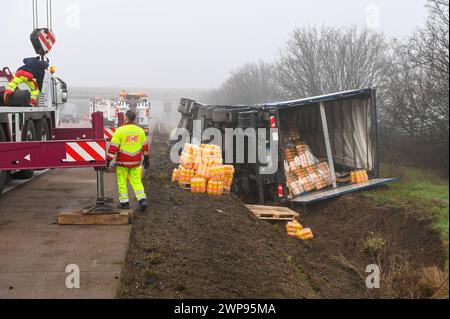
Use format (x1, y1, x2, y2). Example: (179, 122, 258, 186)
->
(2, 0, 427, 89)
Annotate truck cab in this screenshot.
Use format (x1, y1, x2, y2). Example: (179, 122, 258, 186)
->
(116, 91, 151, 134)
(135, 97, 151, 133)
(90, 98, 116, 127)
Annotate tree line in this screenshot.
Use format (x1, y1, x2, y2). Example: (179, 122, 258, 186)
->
(204, 0, 449, 173)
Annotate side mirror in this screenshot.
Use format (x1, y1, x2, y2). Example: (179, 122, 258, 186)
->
(55, 77, 68, 103)
(62, 89, 68, 103)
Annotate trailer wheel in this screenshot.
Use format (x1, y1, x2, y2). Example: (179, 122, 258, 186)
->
(196, 107, 208, 119)
(0, 126, 7, 193)
(206, 107, 215, 120)
(212, 108, 229, 123)
(22, 119, 37, 142)
(178, 98, 195, 115)
(35, 117, 50, 141)
(237, 110, 259, 128)
(11, 120, 36, 180)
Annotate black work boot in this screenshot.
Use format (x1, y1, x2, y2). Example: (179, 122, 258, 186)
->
(138, 198, 148, 212)
(118, 202, 130, 210)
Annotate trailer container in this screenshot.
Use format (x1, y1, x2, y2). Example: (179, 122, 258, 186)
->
(176, 88, 397, 204)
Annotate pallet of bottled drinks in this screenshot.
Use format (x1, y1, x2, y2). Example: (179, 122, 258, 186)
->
(172, 143, 235, 196)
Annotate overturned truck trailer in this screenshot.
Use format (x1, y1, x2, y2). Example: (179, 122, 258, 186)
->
(176, 88, 397, 205)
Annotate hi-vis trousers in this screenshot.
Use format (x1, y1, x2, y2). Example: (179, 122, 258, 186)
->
(116, 166, 147, 204)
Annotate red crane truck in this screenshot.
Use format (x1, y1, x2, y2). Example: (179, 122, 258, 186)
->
(1, 0, 122, 214)
(0, 66, 70, 192)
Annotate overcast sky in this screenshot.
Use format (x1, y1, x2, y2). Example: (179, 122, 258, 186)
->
(2, 0, 428, 89)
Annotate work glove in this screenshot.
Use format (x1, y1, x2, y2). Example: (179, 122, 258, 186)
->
(143, 156, 150, 170)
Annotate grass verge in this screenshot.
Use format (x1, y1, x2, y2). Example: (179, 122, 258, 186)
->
(365, 165, 449, 241)
(364, 167, 448, 298)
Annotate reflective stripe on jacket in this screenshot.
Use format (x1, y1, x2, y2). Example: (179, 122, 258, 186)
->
(19, 57, 49, 91)
(107, 124, 149, 168)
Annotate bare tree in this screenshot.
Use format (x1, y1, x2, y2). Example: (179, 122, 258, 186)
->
(204, 62, 284, 105)
(408, 0, 449, 137)
(384, 44, 442, 138)
(277, 26, 391, 98)
(385, 1, 449, 141)
(381, 0, 449, 172)
(409, 0, 449, 83)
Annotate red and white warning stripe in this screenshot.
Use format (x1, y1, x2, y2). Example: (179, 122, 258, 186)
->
(65, 141, 106, 162)
(104, 127, 116, 140)
(38, 29, 56, 53)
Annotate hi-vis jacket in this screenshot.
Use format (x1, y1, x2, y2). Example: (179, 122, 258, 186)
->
(107, 124, 149, 168)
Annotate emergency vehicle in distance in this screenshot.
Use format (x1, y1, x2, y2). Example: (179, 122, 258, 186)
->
(89, 97, 117, 127)
(89, 90, 151, 134)
(118, 90, 151, 134)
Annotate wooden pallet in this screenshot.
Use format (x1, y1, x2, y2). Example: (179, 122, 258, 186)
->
(178, 182, 191, 190)
(245, 205, 299, 221)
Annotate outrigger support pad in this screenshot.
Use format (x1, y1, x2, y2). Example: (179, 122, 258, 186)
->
(82, 168, 119, 215)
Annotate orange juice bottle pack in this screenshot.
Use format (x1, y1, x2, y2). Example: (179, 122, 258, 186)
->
(191, 177, 206, 194)
(207, 180, 224, 196)
(201, 144, 222, 166)
(350, 169, 369, 184)
(173, 143, 235, 196)
(222, 165, 235, 191)
(179, 147, 193, 169)
(209, 166, 224, 180)
(172, 168, 179, 182)
(286, 219, 304, 237)
(286, 220, 313, 240)
(195, 164, 209, 179)
(223, 176, 233, 192)
(192, 145, 202, 165)
(296, 228, 314, 240)
(177, 166, 195, 184)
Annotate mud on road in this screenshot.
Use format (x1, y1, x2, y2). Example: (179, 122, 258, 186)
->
(118, 131, 446, 299)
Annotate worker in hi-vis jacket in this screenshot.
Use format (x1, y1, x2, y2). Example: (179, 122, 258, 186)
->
(3, 56, 49, 107)
(107, 110, 150, 211)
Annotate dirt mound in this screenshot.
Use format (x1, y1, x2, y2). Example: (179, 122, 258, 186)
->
(298, 196, 446, 298)
(118, 131, 447, 299)
(118, 135, 316, 298)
